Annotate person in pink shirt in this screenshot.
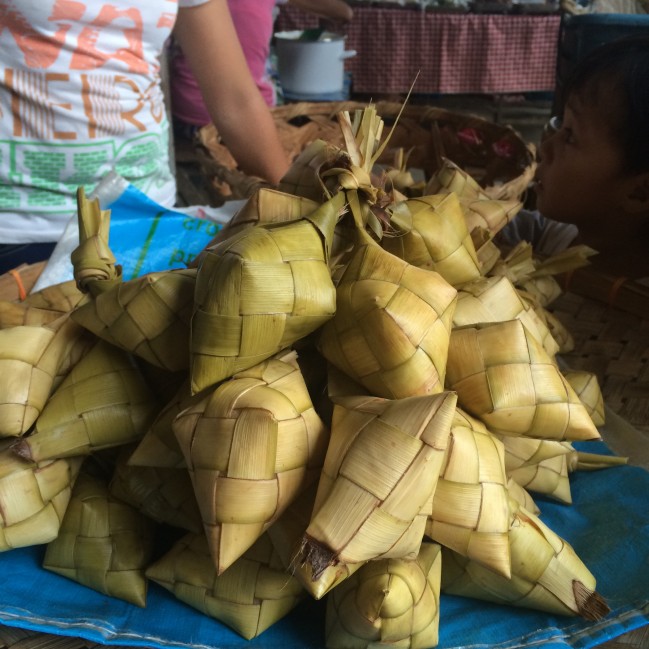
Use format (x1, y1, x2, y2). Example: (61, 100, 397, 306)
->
(169, 0, 353, 133)
(170, 0, 277, 130)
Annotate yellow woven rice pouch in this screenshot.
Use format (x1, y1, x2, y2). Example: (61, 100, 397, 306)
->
(325, 542, 443, 649)
(318, 194, 458, 401)
(190, 191, 346, 393)
(12, 339, 160, 462)
(445, 319, 600, 442)
(453, 275, 560, 359)
(71, 268, 197, 372)
(173, 349, 329, 574)
(42, 472, 155, 607)
(146, 532, 306, 640)
(380, 192, 482, 287)
(441, 497, 610, 621)
(424, 158, 523, 238)
(424, 408, 512, 578)
(299, 391, 456, 577)
(0, 446, 82, 551)
(0, 313, 93, 438)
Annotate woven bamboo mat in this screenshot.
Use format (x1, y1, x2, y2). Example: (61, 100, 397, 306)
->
(550, 288, 649, 436)
(0, 627, 140, 649)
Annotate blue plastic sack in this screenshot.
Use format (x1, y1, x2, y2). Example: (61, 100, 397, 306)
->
(33, 173, 242, 292)
(103, 182, 223, 280)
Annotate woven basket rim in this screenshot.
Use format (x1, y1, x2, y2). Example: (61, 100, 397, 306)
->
(197, 100, 536, 203)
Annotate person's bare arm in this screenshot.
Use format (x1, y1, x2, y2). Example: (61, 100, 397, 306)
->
(173, 0, 289, 184)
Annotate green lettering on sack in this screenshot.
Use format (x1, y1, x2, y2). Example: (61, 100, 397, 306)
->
(131, 211, 163, 279)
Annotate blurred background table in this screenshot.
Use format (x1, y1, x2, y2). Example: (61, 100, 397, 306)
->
(276, 5, 561, 96)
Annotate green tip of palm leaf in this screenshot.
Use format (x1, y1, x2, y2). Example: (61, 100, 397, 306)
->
(43, 472, 156, 607)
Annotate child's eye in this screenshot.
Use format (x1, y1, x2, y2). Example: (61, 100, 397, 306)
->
(546, 116, 576, 144)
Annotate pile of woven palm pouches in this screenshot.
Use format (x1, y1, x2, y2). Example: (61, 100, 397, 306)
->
(0, 104, 624, 647)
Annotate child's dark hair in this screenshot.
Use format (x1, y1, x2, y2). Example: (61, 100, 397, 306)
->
(558, 35, 649, 174)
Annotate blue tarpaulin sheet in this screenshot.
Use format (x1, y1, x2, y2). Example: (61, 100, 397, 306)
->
(0, 441, 648, 649)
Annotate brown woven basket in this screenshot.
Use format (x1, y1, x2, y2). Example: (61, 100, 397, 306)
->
(196, 100, 536, 203)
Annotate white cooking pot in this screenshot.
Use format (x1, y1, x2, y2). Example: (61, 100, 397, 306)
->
(274, 30, 357, 96)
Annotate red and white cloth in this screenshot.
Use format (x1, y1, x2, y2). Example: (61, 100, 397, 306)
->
(276, 5, 561, 95)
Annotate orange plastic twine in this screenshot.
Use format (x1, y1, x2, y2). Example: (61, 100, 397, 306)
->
(8, 268, 28, 301)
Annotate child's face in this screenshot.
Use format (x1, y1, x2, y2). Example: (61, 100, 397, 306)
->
(534, 93, 628, 236)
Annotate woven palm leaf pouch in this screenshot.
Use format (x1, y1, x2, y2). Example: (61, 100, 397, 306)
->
(12, 339, 160, 463)
(425, 408, 511, 578)
(441, 496, 610, 621)
(325, 542, 442, 649)
(445, 319, 600, 442)
(0, 313, 91, 438)
(0, 446, 82, 551)
(190, 190, 347, 394)
(319, 193, 458, 401)
(146, 531, 306, 640)
(42, 471, 155, 607)
(71, 268, 197, 373)
(380, 192, 482, 288)
(173, 349, 329, 574)
(300, 391, 456, 577)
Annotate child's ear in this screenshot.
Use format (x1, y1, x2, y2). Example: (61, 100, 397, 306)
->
(623, 172, 649, 214)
